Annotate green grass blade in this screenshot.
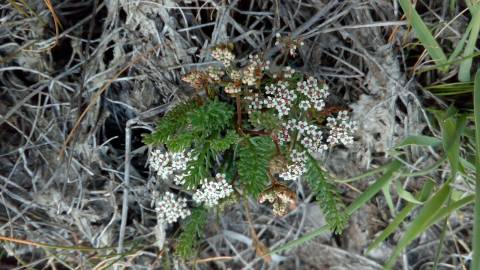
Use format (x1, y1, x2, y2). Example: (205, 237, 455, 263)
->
(459, 4, 480, 81)
(395, 135, 442, 148)
(383, 185, 395, 217)
(417, 51, 480, 74)
(398, 0, 448, 70)
(345, 160, 402, 214)
(384, 182, 451, 269)
(270, 161, 402, 255)
(428, 195, 474, 226)
(396, 181, 423, 205)
(472, 69, 480, 269)
(367, 181, 434, 253)
(439, 113, 467, 177)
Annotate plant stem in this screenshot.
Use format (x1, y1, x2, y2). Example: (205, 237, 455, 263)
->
(235, 95, 245, 136)
(472, 69, 480, 270)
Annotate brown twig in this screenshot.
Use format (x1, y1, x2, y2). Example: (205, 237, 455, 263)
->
(243, 200, 272, 264)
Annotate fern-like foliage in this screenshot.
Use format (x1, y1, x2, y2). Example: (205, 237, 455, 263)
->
(209, 130, 240, 153)
(305, 154, 347, 233)
(183, 147, 211, 189)
(249, 111, 280, 131)
(188, 99, 234, 137)
(238, 136, 276, 197)
(143, 102, 196, 146)
(175, 207, 208, 259)
(144, 100, 234, 152)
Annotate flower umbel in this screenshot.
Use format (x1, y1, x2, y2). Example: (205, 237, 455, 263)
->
(148, 149, 195, 185)
(326, 111, 357, 146)
(156, 192, 191, 224)
(192, 174, 234, 208)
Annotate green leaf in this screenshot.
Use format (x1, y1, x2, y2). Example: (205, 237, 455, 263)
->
(395, 135, 442, 148)
(367, 180, 434, 253)
(439, 112, 467, 177)
(249, 111, 281, 130)
(188, 99, 234, 136)
(143, 102, 196, 145)
(396, 181, 423, 205)
(209, 130, 240, 153)
(238, 136, 275, 197)
(398, 0, 448, 71)
(165, 133, 194, 152)
(384, 182, 452, 269)
(175, 208, 208, 259)
(305, 154, 347, 233)
(459, 3, 480, 81)
(345, 161, 403, 214)
(472, 69, 480, 269)
(184, 148, 211, 189)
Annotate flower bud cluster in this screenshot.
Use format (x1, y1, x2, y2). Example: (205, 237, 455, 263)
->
(211, 47, 235, 67)
(241, 55, 269, 86)
(274, 33, 304, 56)
(258, 186, 296, 216)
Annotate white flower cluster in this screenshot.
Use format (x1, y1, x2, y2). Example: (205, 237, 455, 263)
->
(242, 54, 269, 86)
(246, 92, 264, 114)
(264, 81, 297, 117)
(148, 149, 195, 185)
(296, 77, 329, 112)
(155, 192, 191, 224)
(245, 76, 329, 119)
(225, 82, 241, 94)
(326, 111, 357, 145)
(211, 47, 235, 67)
(283, 66, 295, 79)
(279, 150, 307, 181)
(206, 66, 224, 82)
(192, 174, 234, 207)
(278, 119, 328, 154)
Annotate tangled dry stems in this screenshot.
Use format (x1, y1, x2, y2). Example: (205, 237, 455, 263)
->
(0, 0, 474, 269)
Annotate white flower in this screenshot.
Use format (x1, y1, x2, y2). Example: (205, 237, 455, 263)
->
(192, 174, 234, 207)
(211, 47, 235, 67)
(284, 66, 295, 78)
(296, 77, 329, 112)
(263, 81, 297, 118)
(155, 192, 191, 224)
(225, 83, 241, 94)
(297, 121, 308, 134)
(148, 149, 194, 185)
(299, 100, 311, 111)
(326, 111, 357, 146)
(279, 150, 307, 181)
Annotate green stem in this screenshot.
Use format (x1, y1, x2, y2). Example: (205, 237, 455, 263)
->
(472, 70, 480, 270)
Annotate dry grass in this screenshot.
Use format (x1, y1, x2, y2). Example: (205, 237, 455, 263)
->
(0, 0, 474, 269)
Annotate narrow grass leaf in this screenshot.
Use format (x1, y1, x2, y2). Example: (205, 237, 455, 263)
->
(396, 181, 423, 205)
(384, 182, 451, 269)
(472, 69, 480, 269)
(395, 135, 442, 148)
(367, 181, 434, 253)
(459, 3, 480, 81)
(398, 0, 448, 70)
